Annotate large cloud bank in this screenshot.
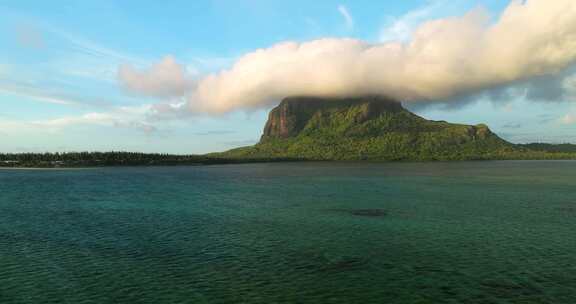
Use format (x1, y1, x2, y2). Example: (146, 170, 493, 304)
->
(120, 0, 576, 114)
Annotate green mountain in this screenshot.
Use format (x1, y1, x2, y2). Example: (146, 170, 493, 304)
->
(218, 96, 521, 161)
(2, 96, 575, 168)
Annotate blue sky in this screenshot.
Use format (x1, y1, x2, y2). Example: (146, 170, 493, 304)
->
(1, 0, 576, 153)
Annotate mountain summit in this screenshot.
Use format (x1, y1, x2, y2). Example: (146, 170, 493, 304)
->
(261, 96, 403, 140)
(221, 96, 516, 161)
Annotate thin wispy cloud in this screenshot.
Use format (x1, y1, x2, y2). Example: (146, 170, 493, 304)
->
(194, 130, 236, 136)
(0, 64, 8, 76)
(0, 104, 159, 135)
(0, 80, 114, 107)
(0, 84, 81, 106)
(502, 123, 522, 129)
(561, 113, 576, 125)
(49, 28, 146, 65)
(223, 139, 258, 146)
(379, 0, 452, 42)
(1, 24, 152, 113)
(44, 27, 151, 85)
(337, 4, 354, 31)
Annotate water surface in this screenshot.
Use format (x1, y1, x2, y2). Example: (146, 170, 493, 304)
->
(1, 161, 576, 303)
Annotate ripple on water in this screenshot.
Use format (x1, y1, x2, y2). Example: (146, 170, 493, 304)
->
(1, 162, 576, 303)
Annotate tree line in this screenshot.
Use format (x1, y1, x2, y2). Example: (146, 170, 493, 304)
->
(0, 151, 303, 167)
(0, 152, 215, 167)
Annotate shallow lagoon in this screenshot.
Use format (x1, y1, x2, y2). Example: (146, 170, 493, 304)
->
(1, 161, 576, 303)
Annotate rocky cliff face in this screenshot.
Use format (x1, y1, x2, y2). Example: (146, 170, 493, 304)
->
(261, 96, 404, 140)
(220, 95, 515, 161)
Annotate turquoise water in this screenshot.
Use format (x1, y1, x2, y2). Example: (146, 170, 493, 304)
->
(1, 161, 576, 303)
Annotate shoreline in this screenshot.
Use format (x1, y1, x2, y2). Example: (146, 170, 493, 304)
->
(0, 167, 96, 171)
(2, 158, 576, 170)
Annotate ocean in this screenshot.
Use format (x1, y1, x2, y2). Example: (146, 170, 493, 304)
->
(1, 161, 576, 303)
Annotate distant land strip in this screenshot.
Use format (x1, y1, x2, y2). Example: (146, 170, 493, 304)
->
(0, 148, 575, 168)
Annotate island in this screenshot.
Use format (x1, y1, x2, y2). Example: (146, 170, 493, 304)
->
(2, 96, 576, 167)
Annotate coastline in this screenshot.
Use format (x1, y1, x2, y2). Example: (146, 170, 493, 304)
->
(0, 167, 96, 171)
(2, 158, 576, 170)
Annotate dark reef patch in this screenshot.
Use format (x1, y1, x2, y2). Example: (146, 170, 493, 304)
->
(329, 208, 388, 217)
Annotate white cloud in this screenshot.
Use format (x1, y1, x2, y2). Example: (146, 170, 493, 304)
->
(127, 0, 576, 115)
(118, 56, 195, 98)
(338, 5, 354, 31)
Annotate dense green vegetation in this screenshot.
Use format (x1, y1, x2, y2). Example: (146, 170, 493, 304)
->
(217, 97, 576, 161)
(518, 143, 576, 153)
(3, 97, 576, 167)
(0, 152, 302, 168)
(0, 152, 212, 168)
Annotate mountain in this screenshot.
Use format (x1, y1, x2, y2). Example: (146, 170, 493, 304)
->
(2, 95, 575, 168)
(218, 96, 519, 161)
